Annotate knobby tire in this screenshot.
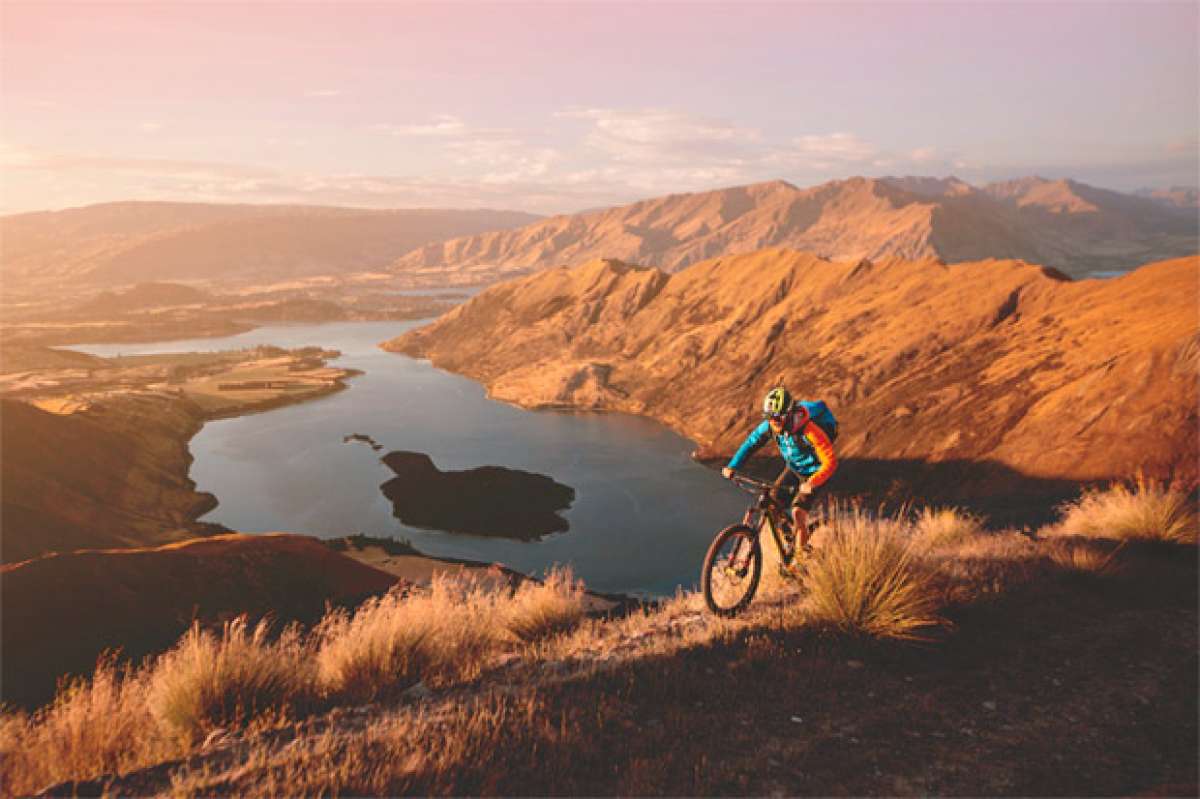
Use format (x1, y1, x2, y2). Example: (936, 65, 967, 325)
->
(701, 523, 762, 617)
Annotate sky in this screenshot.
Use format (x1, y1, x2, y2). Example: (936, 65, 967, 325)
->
(1, 1, 1197, 214)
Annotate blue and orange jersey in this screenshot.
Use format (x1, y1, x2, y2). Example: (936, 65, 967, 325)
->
(727, 413, 837, 486)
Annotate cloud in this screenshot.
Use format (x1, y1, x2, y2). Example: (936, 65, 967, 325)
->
(558, 107, 759, 165)
(305, 89, 342, 98)
(909, 146, 939, 163)
(445, 137, 562, 184)
(140, 122, 164, 134)
(787, 132, 879, 165)
(1, 143, 278, 182)
(368, 114, 469, 137)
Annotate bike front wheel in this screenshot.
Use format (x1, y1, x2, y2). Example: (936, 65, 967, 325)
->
(701, 524, 763, 617)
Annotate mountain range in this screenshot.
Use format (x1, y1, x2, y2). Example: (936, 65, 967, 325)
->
(0, 202, 541, 289)
(388, 249, 1198, 509)
(391, 176, 1198, 280)
(3, 177, 1194, 296)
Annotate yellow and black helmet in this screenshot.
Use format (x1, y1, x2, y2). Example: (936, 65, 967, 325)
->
(762, 386, 793, 419)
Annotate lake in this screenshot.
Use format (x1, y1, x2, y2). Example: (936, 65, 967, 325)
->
(73, 322, 749, 596)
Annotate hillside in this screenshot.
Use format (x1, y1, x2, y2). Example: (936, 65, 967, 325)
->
(0, 396, 217, 563)
(0, 533, 401, 708)
(387, 251, 1199, 510)
(390, 177, 1197, 280)
(8, 496, 1195, 796)
(0, 347, 356, 563)
(0, 202, 541, 289)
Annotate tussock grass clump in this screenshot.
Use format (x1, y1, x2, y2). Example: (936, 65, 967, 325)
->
(316, 592, 434, 704)
(0, 659, 176, 796)
(504, 568, 588, 642)
(1047, 479, 1197, 544)
(419, 576, 504, 679)
(912, 507, 985, 551)
(1044, 538, 1123, 577)
(149, 619, 314, 742)
(804, 505, 945, 640)
(316, 575, 503, 702)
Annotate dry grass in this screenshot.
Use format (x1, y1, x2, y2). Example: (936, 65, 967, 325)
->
(315, 577, 505, 702)
(1044, 538, 1124, 577)
(0, 659, 178, 796)
(1046, 479, 1198, 544)
(803, 505, 946, 640)
(503, 568, 588, 642)
(167, 693, 551, 797)
(927, 532, 1043, 605)
(11, 487, 1190, 795)
(912, 506, 985, 551)
(315, 594, 433, 704)
(149, 619, 315, 743)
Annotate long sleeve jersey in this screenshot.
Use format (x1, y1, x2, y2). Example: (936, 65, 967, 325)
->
(726, 415, 837, 487)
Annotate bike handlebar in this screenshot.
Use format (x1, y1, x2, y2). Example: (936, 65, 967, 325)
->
(725, 471, 774, 494)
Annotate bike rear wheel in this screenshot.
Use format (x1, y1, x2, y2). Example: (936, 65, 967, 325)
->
(701, 524, 763, 616)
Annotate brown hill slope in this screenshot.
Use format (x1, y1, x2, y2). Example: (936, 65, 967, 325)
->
(0, 347, 355, 563)
(0, 533, 400, 708)
(0, 396, 216, 564)
(0, 202, 541, 289)
(391, 177, 1197, 280)
(388, 251, 1199, 505)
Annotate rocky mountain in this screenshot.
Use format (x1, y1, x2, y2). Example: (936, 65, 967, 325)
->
(0, 202, 541, 289)
(390, 177, 1197, 280)
(387, 250, 1198, 508)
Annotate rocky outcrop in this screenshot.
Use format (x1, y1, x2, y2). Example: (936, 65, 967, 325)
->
(390, 177, 1197, 280)
(387, 251, 1199, 504)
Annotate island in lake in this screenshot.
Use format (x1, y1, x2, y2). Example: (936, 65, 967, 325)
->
(380, 450, 575, 540)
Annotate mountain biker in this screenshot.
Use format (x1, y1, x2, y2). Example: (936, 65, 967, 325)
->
(721, 386, 837, 553)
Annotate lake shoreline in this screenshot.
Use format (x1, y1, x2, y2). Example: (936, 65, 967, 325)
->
(5, 334, 632, 595)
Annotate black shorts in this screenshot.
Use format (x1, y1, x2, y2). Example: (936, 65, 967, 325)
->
(772, 468, 830, 512)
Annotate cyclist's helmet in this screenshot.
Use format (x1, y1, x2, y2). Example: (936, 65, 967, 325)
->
(762, 386, 793, 420)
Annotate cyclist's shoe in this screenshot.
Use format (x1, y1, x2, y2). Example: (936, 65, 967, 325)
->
(724, 557, 751, 580)
(779, 545, 814, 581)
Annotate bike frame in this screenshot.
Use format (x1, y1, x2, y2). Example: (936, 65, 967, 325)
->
(732, 475, 795, 565)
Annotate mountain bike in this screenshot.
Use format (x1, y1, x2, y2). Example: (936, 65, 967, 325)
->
(701, 472, 810, 616)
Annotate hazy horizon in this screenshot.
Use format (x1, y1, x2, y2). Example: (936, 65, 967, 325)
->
(2, 2, 1197, 215)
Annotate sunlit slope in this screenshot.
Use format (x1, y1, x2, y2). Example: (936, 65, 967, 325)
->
(390, 177, 1197, 279)
(0, 202, 541, 288)
(388, 251, 1199, 488)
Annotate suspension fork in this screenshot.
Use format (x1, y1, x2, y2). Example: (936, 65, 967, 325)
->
(725, 506, 761, 571)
